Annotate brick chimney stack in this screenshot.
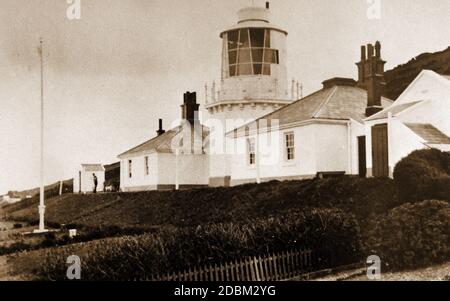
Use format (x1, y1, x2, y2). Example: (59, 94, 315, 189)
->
(181, 92, 200, 124)
(356, 41, 386, 116)
(156, 119, 165, 136)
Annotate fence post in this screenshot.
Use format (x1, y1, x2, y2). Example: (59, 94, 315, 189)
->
(258, 256, 265, 281)
(214, 263, 219, 281)
(220, 263, 225, 281)
(193, 266, 198, 282)
(150, 248, 315, 283)
(252, 256, 260, 281)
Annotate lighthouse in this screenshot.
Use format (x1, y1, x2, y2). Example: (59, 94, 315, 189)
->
(206, 2, 292, 187)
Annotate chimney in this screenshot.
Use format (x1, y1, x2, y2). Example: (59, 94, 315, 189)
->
(156, 119, 165, 136)
(181, 91, 200, 124)
(375, 41, 381, 58)
(356, 45, 367, 86)
(356, 41, 386, 116)
(361, 45, 367, 61)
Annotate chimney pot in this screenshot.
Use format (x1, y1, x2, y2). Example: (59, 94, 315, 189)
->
(181, 91, 200, 124)
(375, 41, 381, 58)
(367, 44, 374, 58)
(156, 119, 165, 136)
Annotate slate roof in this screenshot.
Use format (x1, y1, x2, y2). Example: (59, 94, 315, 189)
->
(81, 164, 105, 172)
(118, 124, 209, 158)
(365, 100, 424, 121)
(404, 123, 450, 144)
(229, 82, 393, 135)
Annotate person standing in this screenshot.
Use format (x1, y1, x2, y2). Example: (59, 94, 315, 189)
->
(93, 173, 98, 194)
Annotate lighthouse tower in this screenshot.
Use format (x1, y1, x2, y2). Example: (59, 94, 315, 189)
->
(206, 2, 292, 187)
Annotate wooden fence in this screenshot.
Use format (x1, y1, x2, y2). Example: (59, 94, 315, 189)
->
(150, 249, 314, 281)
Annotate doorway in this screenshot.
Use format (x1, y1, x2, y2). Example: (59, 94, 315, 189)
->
(357, 136, 367, 177)
(371, 124, 389, 177)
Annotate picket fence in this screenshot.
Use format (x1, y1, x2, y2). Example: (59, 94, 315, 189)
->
(150, 249, 314, 281)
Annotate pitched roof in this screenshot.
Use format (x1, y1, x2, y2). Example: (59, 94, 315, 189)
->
(81, 164, 105, 172)
(118, 124, 209, 158)
(229, 83, 393, 135)
(404, 123, 450, 144)
(118, 126, 182, 158)
(365, 100, 424, 121)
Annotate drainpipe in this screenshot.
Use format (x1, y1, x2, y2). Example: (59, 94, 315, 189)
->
(175, 148, 180, 190)
(387, 112, 393, 178)
(256, 130, 261, 184)
(347, 120, 353, 175)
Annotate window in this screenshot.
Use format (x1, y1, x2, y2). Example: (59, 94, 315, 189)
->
(226, 28, 279, 77)
(285, 132, 295, 161)
(128, 160, 132, 178)
(144, 156, 149, 176)
(247, 138, 256, 165)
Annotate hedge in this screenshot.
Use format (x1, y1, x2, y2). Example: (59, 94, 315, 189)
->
(37, 208, 362, 281)
(364, 200, 450, 271)
(394, 149, 450, 202)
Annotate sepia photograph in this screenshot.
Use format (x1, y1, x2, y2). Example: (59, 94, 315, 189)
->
(0, 0, 449, 291)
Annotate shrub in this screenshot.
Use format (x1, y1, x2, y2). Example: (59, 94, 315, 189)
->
(394, 149, 450, 202)
(37, 208, 362, 280)
(0, 241, 30, 256)
(41, 232, 58, 248)
(364, 200, 450, 271)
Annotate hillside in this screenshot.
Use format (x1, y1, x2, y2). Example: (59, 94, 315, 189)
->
(2, 177, 399, 229)
(5, 179, 74, 200)
(384, 46, 450, 100)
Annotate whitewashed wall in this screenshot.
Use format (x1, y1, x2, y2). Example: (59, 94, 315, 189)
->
(75, 170, 105, 193)
(206, 105, 284, 182)
(158, 153, 209, 186)
(120, 153, 158, 191)
(365, 117, 426, 177)
(365, 71, 450, 177)
(229, 121, 353, 184)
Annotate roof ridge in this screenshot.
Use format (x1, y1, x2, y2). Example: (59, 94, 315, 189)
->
(118, 125, 182, 157)
(312, 86, 338, 118)
(226, 88, 335, 136)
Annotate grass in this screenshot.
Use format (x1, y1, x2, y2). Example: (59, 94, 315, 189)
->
(2, 177, 399, 229)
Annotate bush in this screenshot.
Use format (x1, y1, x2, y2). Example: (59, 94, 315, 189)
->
(394, 149, 450, 201)
(41, 232, 58, 248)
(13, 223, 23, 229)
(0, 241, 30, 256)
(38, 208, 362, 280)
(364, 200, 450, 271)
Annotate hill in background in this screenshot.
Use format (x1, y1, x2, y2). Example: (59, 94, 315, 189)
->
(384, 46, 450, 100)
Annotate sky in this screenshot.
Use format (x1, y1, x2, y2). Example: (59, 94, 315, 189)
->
(0, 0, 449, 195)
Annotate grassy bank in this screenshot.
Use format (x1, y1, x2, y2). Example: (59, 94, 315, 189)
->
(3, 177, 399, 229)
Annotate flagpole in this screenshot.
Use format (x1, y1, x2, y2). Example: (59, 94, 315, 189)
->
(35, 37, 47, 233)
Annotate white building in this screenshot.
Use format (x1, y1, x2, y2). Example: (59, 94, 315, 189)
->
(365, 70, 450, 177)
(118, 92, 209, 192)
(115, 3, 450, 192)
(74, 164, 105, 193)
(205, 4, 294, 187)
(224, 42, 395, 184)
